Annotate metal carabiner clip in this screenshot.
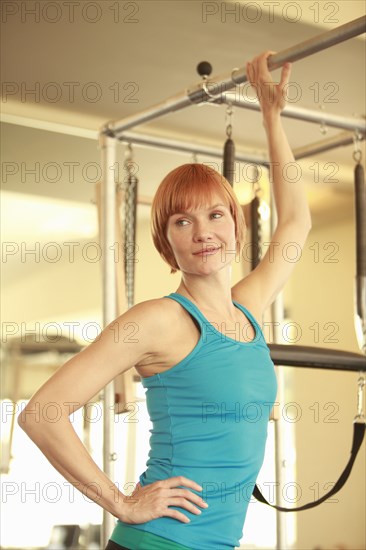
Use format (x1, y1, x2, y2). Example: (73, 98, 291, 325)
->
(354, 373, 366, 423)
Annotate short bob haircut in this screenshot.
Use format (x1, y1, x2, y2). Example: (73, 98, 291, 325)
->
(151, 163, 246, 274)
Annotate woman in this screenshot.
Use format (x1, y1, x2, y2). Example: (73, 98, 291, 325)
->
(19, 52, 312, 550)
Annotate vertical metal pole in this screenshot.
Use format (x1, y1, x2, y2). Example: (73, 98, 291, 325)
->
(99, 133, 117, 548)
(272, 306, 289, 550)
(269, 186, 291, 550)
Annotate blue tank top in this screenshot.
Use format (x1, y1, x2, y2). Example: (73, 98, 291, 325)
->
(116, 292, 277, 549)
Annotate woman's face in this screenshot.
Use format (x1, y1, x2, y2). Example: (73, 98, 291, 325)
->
(165, 193, 237, 276)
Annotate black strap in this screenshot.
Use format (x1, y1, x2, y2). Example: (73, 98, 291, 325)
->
(253, 421, 365, 512)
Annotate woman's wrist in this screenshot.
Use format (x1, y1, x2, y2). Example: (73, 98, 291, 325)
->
(103, 486, 129, 519)
(262, 110, 282, 132)
(115, 495, 136, 523)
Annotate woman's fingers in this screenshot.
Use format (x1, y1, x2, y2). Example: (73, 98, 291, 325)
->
(164, 507, 192, 523)
(257, 51, 273, 82)
(123, 476, 208, 524)
(248, 50, 293, 85)
(246, 61, 255, 86)
(164, 475, 203, 492)
(171, 488, 208, 509)
(163, 476, 207, 512)
(247, 51, 291, 111)
(279, 62, 292, 91)
(248, 51, 275, 82)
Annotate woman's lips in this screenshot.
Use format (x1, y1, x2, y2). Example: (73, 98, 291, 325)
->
(193, 246, 221, 256)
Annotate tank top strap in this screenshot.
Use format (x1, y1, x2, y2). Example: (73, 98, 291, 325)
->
(163, 293, 209, 328)
(232, 300, 263, 335)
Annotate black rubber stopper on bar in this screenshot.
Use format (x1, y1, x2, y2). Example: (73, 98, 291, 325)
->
(197, 61, 213, 78)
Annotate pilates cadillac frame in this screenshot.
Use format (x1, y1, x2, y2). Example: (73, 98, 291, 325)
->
(99, 17, 366, 548)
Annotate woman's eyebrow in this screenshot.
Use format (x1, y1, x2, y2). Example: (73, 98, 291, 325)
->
(208, 203, 227, 210)
(172, 203, 227, 215)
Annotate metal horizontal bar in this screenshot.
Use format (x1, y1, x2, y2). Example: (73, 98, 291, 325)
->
(119, 128, 363, 166)
(103, 92, 192, 138)
(119, 129, 361, 192)
(280, 107, 366, 135)
(268, 344, 366, 372)
(293, 131, 365, 160)
(101, 17, 366, 138)
(133, 344, 366, 381)
(204, 16, 366, 95)
(221, 94, 366, 134)
(118, 130, 268, 165)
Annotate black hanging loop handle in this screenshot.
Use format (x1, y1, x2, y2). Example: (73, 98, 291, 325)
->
(253, 421, 365, 512)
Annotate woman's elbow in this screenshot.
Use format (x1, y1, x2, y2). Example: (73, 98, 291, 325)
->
(18, 398, 55, 436)
(18, 401, 39, 435)
(298, 209, 312, 230)
(305, 218, 312, 232)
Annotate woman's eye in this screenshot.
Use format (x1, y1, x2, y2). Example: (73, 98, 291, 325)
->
(176, 219, 189, 226)
(211, 212, 223, 219)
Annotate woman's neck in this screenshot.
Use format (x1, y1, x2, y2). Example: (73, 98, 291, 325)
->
(175, 269, 236, 318)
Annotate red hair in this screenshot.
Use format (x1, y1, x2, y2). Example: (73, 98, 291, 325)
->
(151, 163, 246, 274)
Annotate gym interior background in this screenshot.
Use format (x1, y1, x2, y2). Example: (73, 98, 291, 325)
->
(1, 1, 365, 549)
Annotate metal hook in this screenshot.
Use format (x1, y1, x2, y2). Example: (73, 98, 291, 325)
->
(319, 122, 328, 135)
(231, 67, 241, 85)
(319, 105, 328, 135)
(226, 103, 233, 138)
(355, 373, 365, 422)
(125, 142, 133, 161)
(202, 80, 221, 101)
(353, 131, 363, 164)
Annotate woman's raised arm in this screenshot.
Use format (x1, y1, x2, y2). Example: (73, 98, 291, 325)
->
(232, 51, 312, 313)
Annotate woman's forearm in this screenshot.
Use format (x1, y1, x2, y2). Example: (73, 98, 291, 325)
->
(18, 411, 128, 519)
(263, 113, 312, 227)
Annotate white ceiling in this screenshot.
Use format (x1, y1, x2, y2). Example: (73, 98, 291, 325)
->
(1, 0, 366, 235)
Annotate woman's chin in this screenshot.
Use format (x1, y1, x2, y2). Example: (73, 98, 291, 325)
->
(180, 261, 230, 277)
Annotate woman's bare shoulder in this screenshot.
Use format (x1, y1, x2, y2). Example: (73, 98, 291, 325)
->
(127, 295, 178, 314)
(114, 295, 180, 332)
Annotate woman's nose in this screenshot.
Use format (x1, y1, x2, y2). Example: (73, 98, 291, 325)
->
(192, 222, 213, 242)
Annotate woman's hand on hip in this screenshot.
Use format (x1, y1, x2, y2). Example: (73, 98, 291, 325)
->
(119, 477, 208, 524)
